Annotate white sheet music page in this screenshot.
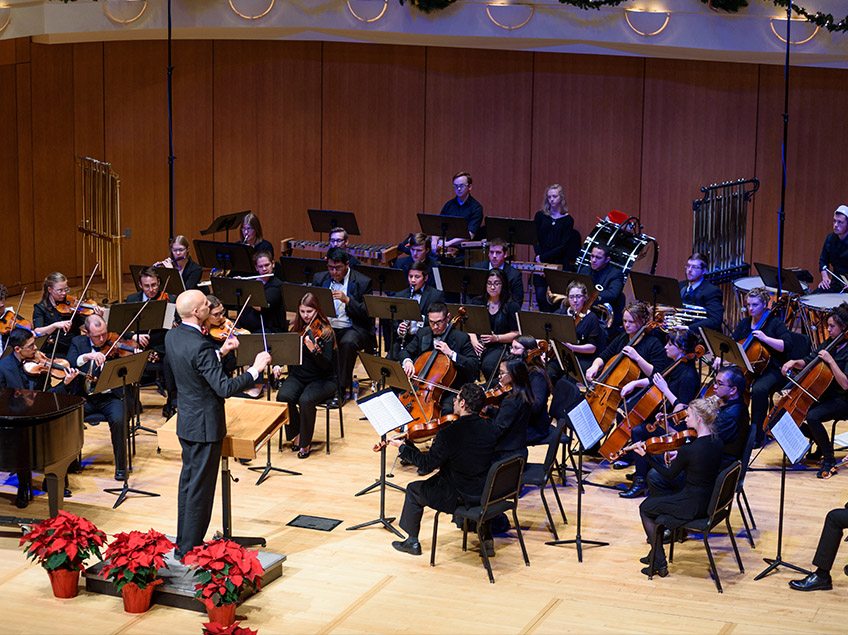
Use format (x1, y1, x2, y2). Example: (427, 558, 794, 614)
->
(771, 410, 811, 465)
(568, 398, 604, 450)
(357, 389, 414, 437)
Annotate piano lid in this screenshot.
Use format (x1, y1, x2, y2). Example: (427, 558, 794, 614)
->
(0, 388, 86, 423)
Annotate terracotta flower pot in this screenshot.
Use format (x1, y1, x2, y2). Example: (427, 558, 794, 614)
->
(204, 599, 237, 626)
(121, 581, 157, 613)
(48, 568, 80, 599)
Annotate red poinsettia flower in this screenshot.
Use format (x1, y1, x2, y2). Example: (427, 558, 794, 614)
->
(20, 511, 106, 573)
(183, 540, 264, 607)
(202, 621, 258, 635)
(101, 529, 176, 591)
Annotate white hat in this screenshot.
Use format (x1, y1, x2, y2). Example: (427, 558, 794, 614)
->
(836, 205, 848, 218)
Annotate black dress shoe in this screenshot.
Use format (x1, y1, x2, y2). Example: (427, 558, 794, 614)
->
(789, 571, 832, 591)
(844, 564, 848, 578)
(641, 565, 668, 578)
(392, 538, 422, 556)
(619, 477, 648, 498)
(297, 446, 311, 459)
(114, 469, 127, 481)
(612, 459, 630, 470)
(625, 472, 635, 482)
(64, 488, 72, 498)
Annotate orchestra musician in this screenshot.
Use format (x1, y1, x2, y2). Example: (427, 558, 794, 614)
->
(533, 184, 575, 312)
(436, 171, 484, 252)
(239, 251, 287, 334)
(789, 503, 848, 592)
(271, 293, 338, 460)
(0, 327, 80, 508)
(201, 295, 240, 375)
(165, 290, 271, 559)
(401, 302, 479, 415)
(679, 253, 724, 335)
(153, 235, 203, 291)
(312, 247, 375, 399)
(472, 237, 523, 305)
(490, 356, 533, 464)
(388, 383, 498, 557)
(328, 227, 361, 268)
(510, 335, 554, 446)
(817, 205, 848, 292)
(635, 396, 724, 578)
(394, 233, 440, 289)
(32, 272, 92, 357)
(577, 245, 625, 330)
(470, 269, 520, 385)
(554, 280, 604, 377)
(240, 212, 274, 258)
(393, 262, 445, 360)
(780, 303, 848, 478)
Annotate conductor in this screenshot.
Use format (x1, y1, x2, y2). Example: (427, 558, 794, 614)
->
(165, 290, 272, 558)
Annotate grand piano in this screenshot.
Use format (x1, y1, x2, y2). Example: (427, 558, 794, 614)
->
(0, 388, 85, 520)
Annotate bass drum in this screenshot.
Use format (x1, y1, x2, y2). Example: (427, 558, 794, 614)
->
(575, 218, 658, 276)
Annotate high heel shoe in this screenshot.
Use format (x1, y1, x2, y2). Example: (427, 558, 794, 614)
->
(641, 565, 668, 578)
(297, 446, 311, 459)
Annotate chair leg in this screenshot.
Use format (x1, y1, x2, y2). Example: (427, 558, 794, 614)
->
(702, 535, 723, 593)
(668, 528, 675, 563)
(477, 525, 495, 583)
(512, 507, 530, 566)
(538, 486, 559, 541)
(740, 486, 756, 530)
(461, 518, 468, 552)
(548, 472, 568, 525)
(736, 491, 755, 549)
(339, 404, 344, 438)
(325, 407, 331, 455)
(726, 517, 745, 573)
(430, 511, 440, 567)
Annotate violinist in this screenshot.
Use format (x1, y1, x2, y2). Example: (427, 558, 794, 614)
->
(271, 293, 338, 460)
(238, 251, 287, 334)
(31, 272, 83, 357)
(729, 286, 791, 447)
(510, 335, 554, 445)
(392, 262, 445, 360)
(490, 356, 534, 464)
(389, 383, 498, 558)
(635, 396, 724, 578)
(202, 295, 239, 375)
(240, 212, 274, 258)
(554, 280, 604, 377)
(780, 303, 848, 478)
(469, 269, 520, 385)
(401, 302, 479, 415)
(127, 267, 172, 305)
(153, 235, 203, 291)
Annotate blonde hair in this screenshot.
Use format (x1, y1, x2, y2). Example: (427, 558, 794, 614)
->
(542, 184, 568, 216)
(624, 301, 650, 326)
(746, 286, 771, 306)
(687, 395, 721, 435)
(41, 272, 67, 306)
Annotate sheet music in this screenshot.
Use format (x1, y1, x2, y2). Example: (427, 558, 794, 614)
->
(432, 267, 443, 291)
(568, 399, 604, 450)
(163, 303, 177, 329)
(771, 411, 811, 465)
(357, 389, 415, 437)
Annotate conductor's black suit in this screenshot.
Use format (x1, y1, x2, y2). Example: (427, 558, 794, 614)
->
(165, 322, 257, 556)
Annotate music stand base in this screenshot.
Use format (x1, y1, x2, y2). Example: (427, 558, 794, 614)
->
(754, 557, 810, 581)
(248, 442, 302, 485)
(545, 537, 609, 563)
(347, 516, 403, 537)
(104, 482, 160, 510)
(355, 478, 406, 497)
(213, 531, 266, 549)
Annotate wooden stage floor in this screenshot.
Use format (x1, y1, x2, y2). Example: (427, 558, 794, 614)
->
(1, 287, 847, 634)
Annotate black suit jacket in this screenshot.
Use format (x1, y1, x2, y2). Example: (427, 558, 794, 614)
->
(578, 263, 625, 325)
(165, 324, 256, 443)
(312, 268, 375, 336)
(399, 413, 498, 506)
(393, 255, 440, 289)
(393, 285, 445, 320)
(472, 261, 524, 304)
(679, 279, 724, 335)
(401, 325, 479, 387)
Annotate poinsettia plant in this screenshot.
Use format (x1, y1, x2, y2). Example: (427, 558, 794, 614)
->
(183, 539, 264, 607)
(202, 622, 258, 635)
(19, 511, 106, 572)
(101, 529, 176, 591)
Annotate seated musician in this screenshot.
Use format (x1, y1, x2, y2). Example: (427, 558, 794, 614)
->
(437, 171, 484, 252)
(394, 233, 440, 289)
(554, 280, 604, 378)
(388, 383, 498, 557)
(789, 502, 848, 592)
(511, 335, 554, 445)
(202, 295, 240, 375)
(32, 272, 88, 358)
(240, 212, 274, 258)
(67, 314, 139, 480)
(239, 251, 287, 334)
(577, 245, 625, 330)
(153, 235, 203, 291)
(401, 302, 479, 415)
(328, 227, 361, 268)
(271, 293, 338, 460)
(0, 328, 80, 508)
(469, 269, 520, 385)
(729, 286, 791, 447)
(781, 303, 848, 478)
(617, 330, 703, 498)
(817, 205, 848, 292)
(312, 247, 375, 399)
(490, 356, 534, 464)
(393, 262, 445, 360)
(634, 396, 724, 578)
(679, 252, 724, 336)
(472, 237, 523, 305)
(533, 184, 575, 312)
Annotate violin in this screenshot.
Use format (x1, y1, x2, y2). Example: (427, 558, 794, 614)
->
(302, 317, 334, 347)
(0, 309, 34, 335)
(372, 414, 459, 452)
(483, 384, 513, 407)
(208, 319, 250, 341)
(55, 295, 102, 317)
(613, 428, 697, 459)
(525, 340, 549, 365)
(821, 455, 848, 480)
(95, 332, 159, 362)
(23, 351, 72, 380)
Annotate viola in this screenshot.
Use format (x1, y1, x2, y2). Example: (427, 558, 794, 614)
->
(55, 295, 102, 317)
(23, 351, 72, 380)
(0, 309, 34, 335)
(208, 319, 250, 341)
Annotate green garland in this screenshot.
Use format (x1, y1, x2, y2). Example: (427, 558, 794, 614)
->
(699, 0, 748, 12)
(772, 0, 848, 33)
(398, 0, 458, 14)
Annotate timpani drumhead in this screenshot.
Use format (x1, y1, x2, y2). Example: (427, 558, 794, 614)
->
(799, 293, 848, 311)
(733, 276, 764, 293)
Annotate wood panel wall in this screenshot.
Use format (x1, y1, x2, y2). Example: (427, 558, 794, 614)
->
(1, 38, 847, 294)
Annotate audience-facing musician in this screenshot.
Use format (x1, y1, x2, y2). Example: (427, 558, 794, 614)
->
(679, 252, 724, 335)
(401, 302, 479, 415)
(32, 272, 83, 358)
(490, 356, 533, 464)
(470, 269, 520, 385)
(272, 293, 338, 460)
(510, 335, 554, 446)
(312, 247, 375, 399)
(240, 212, 274, 258)
(394, 262, 445, 359)
(328, 227, 361, 268)
(202, 295, 239, 375)
(393, 233, 440, 289)
(389, 383, 498, 557)
(437, 171, 484, 251)
(153, 235, 203, 291)
(577, 245, 625, 329)
(239, 251, 287, 334)
(789, 503, 848, 592)
(818, 205, 848, 292)
(128, 267, 170, 306)
(533, 184, 575, 311)
(0, 328, 80, 508)
(554, 280, 604, 377)
(472, 237, 523, 305)
(781, 304, 848, 478)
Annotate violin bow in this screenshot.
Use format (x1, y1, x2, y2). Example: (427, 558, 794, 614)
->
(71, 263, 100, 319)
(225, 294, 252, 341)
(0, 287, 27, 358)
(483, 339, 508, 392)
(103, 298, 150, 359)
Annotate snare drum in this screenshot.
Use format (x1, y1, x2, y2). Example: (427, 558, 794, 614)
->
(799, 294, 848, 348)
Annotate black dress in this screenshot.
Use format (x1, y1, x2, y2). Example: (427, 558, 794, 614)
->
(470, 297, 520, 384)
(32, 301, 80, 358)
(533, 211, 574, 312)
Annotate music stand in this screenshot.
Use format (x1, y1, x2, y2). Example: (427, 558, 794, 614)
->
(308, 209, 361, 236)
(546, 399, 608, 561)
(278, 256, 326, 285)
(280, 284, 337, 319)
(97, 352, 160, 508)
(517, 310, 578, 346)
(438, 265, 489, 304)
(128, 265, 185, 298)
(485, 217, 538, 253)
(211, 278, 268, 316)
(417, 213, 470, 252)
(629, 272, 683, 314)
(3, 335, 48, 359)
(545, 270, 596, 297)
(551, 338, 587, 386)
(200, 210, 249, 241)
(755, 262, 806, 296)
(699, 328, 753, 373)
(445, 303, 492, 336)
(355, 264, 409, 295)
(364, 295, 422, 359)
(194, 239, 255, 274)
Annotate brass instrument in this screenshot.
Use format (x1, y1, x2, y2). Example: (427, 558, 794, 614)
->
(659, 303, 708, 330)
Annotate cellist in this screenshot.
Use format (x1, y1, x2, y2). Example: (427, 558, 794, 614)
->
(780, 302, 848, 478)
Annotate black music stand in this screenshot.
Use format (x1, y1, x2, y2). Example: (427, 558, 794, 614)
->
(517, 310, 578, 346)
(629, 272, 682, 315)
(194, 239, 255, 275)
(278, 256, 327, 285)
(280, 284, 337, 319)
(755, 262, 806, 295)
(754, 410, 811, 581)
(200, 210, 249, 241)
(545, 270, 596, 297)
(699, 328, 753, 373)
(308, 209, 361, 236)
(485, 216, 538, 253)
(98, 352, 159, 509)
(438, 265, 489, 303)
(418, 213, 471, 251)
(127, 265, 184, 298)
(211, 278, 268, 317)
(546, 399, 608, 561)
(355, 264, 408, 296)
(551, 338, 587, 386)
(364, 295, 422, 359)
(445, 303, 491, 336)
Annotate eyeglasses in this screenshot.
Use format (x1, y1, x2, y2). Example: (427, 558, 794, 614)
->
(453, 184, 469, 190)
(327, 264, 346, 271)
(429, 317, 448, 326)
(54, 287, 70, 294)
(568, 294, 585, 300)
(329, 238, 345, 245)
(486, 281, 502, 287)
